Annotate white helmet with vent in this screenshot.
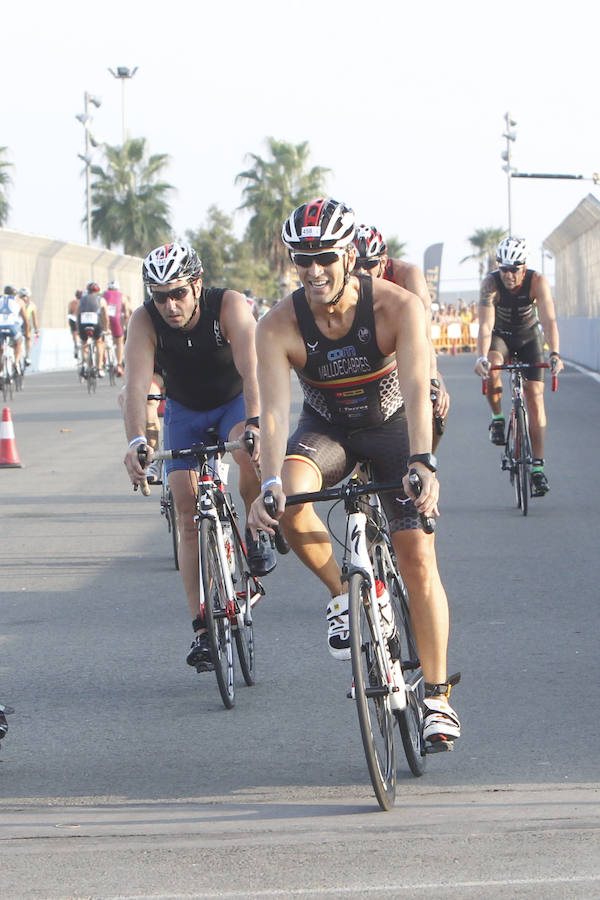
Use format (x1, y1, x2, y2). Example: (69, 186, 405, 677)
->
(496, 237, 527, 266)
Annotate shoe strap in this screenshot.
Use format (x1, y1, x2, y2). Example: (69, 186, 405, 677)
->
(425, 671, 461, 698)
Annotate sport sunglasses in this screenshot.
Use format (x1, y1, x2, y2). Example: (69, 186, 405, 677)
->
(151, 284, 191, 304)
(291, 249, 347, 267)
(354, 257, 381, 270)
(499, 265, 523, 274)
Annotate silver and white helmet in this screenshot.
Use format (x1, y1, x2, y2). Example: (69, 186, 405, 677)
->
(142, 242, 203, 286)
(496, 237, 527, 266)
(107, 280, 120, 290)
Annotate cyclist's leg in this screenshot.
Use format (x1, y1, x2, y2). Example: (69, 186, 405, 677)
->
(13, 334, 24, 369)
(487, 335, 508, 443)
(282, 412, 355, 598)
(353, 414, 459, 741)
(519, 332, 546, 460)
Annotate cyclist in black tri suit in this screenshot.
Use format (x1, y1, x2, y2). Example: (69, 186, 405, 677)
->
(248, 199, 460, 749)
(474, 237, 563, 496)
(123, 242, 274, 672)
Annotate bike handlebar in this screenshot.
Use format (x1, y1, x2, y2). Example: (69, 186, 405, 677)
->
(278, 471, 435, 534)
(481, 361, 558, 394)
(150, 439, 246, 462)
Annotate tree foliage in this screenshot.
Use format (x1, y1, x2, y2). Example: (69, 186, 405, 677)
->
(186, 206, 280, 299)
(236, 138, 330, 281)
(385, 236, 406, 259)
(0, 147, 13, 227)
(90, 138, 173, 257)
(461, 227, 507, 281)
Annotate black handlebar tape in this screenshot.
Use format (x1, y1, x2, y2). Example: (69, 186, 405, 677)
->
(408, 471, 435, 534)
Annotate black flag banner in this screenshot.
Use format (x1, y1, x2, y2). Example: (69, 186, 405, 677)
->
(423, 243, 443, 305)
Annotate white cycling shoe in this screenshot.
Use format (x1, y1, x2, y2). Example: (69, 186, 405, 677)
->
(326, 593, 350, 660)
(423, 698, 461, 748)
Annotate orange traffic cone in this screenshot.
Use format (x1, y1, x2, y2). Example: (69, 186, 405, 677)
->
(0, 407, 23, 468)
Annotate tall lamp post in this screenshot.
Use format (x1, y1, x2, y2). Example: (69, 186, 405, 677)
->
(108, 66, 138, 143)
(501, 111, 517, 236)
(76, 91, 101, 245)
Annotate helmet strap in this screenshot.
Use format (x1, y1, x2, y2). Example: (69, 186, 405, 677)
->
(179, 281, 201, 331)
(327, 252, 351, 310)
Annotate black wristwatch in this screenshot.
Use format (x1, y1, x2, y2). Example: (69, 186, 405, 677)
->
(430, 378, 441, 389)
(245, 416, 260, 428)
(408, 452, 437, 472)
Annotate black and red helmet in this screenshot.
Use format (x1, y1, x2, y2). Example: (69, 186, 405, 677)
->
(86, 281, 100, 293)
(353, 224, 387, 261)
(281, 198, 356, 251)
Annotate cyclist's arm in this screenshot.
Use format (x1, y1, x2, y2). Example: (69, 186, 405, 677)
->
(99, 299, 109, 333)
(19, 305, 30, 340)
(532, 272, 563, 371)
(475, 275, 497, 374)
(220, 289, 260, 422)
(392, 291, 439, 515)
(122, 307, 157, 483)
(31, 304, 39, 333)
(254, 306, 292, 484)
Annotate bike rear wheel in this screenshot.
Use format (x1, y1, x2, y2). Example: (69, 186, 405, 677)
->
(388, 572, 426, 776)
(163, 485, 180, 570)
(200, 517, 235, 709)
(228, 513, 255, 686)
(349, 571, 396, 811)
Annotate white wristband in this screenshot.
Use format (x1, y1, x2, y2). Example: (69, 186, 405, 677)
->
(261, 476, 282, 493)
(476, 356, 488, 365)
(128, 436, 147, 448)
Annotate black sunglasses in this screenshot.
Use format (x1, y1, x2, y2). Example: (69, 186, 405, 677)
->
(354, 257, 380, 270)
(499, 265, 522, 274)
(291, 250, 345, 268)
(151, 284, 190, 304)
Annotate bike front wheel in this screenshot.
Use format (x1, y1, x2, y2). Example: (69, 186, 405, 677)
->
(200, 517, 235, 709)
(164, 485, 180, 570)
(349, 571, 396, 811)
(516, 406, 530, 516)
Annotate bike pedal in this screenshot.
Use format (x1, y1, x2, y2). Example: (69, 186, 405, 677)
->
(425, 739, 455, 754)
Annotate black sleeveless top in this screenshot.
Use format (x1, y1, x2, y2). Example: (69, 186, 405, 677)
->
(492, 269, 539, 336)
(292, 274, 403, 428)
(144, 287, 243, 411)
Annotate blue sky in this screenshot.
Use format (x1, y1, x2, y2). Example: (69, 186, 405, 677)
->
(3, 0, 599, 293)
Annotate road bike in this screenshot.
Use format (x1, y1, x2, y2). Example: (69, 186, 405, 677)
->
(144, 391, 180, 571)
(484, 361, 557, 516)
(79, 327, 99, 394)
(147, 437, 265, 709)
(279, 467, 438, 811)
(0, 333, 19, 401)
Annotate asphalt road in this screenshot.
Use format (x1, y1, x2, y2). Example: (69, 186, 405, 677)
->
(1, 355, 599, 899)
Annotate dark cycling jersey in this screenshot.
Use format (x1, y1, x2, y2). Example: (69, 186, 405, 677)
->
(491, 268, 538, 341)
(144, 287, 243, 412)
(292, 274, 403, 428)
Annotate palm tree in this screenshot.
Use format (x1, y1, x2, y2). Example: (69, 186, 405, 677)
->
(385, 236, 407, 259)
(461, 227, 507, 281)
(0, 147, 13, 227)
(235, 138, 330, 280)
(90, 138, 173, 256)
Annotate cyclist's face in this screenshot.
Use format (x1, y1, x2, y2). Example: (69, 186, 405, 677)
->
(151, 278, 200, 327)
(499, 264, 526, 290)
(353, 253, 387, 279)
(294, 247, 355, 305)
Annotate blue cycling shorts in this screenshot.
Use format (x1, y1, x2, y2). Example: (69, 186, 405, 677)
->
(163, 393, 246, 476)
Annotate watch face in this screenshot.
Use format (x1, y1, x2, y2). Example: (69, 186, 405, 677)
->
(430, 379, 440, 388)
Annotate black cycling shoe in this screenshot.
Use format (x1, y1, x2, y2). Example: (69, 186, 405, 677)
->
(186, 632, 214, 672)
(273, 527, 290, 556)
(245, 527, 276, 576)
(531, 470, 550, 496)
(489, 417, 506, 445)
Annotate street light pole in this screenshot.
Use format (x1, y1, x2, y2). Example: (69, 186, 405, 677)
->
(501, 111, 517, 236)
(76, 91, 101, 245)
(107, 67, 139, 143)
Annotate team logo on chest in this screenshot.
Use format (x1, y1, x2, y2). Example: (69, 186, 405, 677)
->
(358, 326, 370, 343)
(213, 320, 224, 347)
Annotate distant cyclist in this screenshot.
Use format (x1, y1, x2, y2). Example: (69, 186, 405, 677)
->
(68, 290, 83, 359)
(104, 280, 127, 376)
(474, 237, 563, 496)
(0, 285, 29, 373)
(353, 225, 449, 449)
(19, 287, 39, 365)
(77, 282, 108, 376)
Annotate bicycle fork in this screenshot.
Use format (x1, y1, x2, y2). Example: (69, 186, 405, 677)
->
(346, 511, 407, 711)
(196, 505, 250, 632)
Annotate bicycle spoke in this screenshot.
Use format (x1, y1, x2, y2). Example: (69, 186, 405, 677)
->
(200, 518, 235, 709)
